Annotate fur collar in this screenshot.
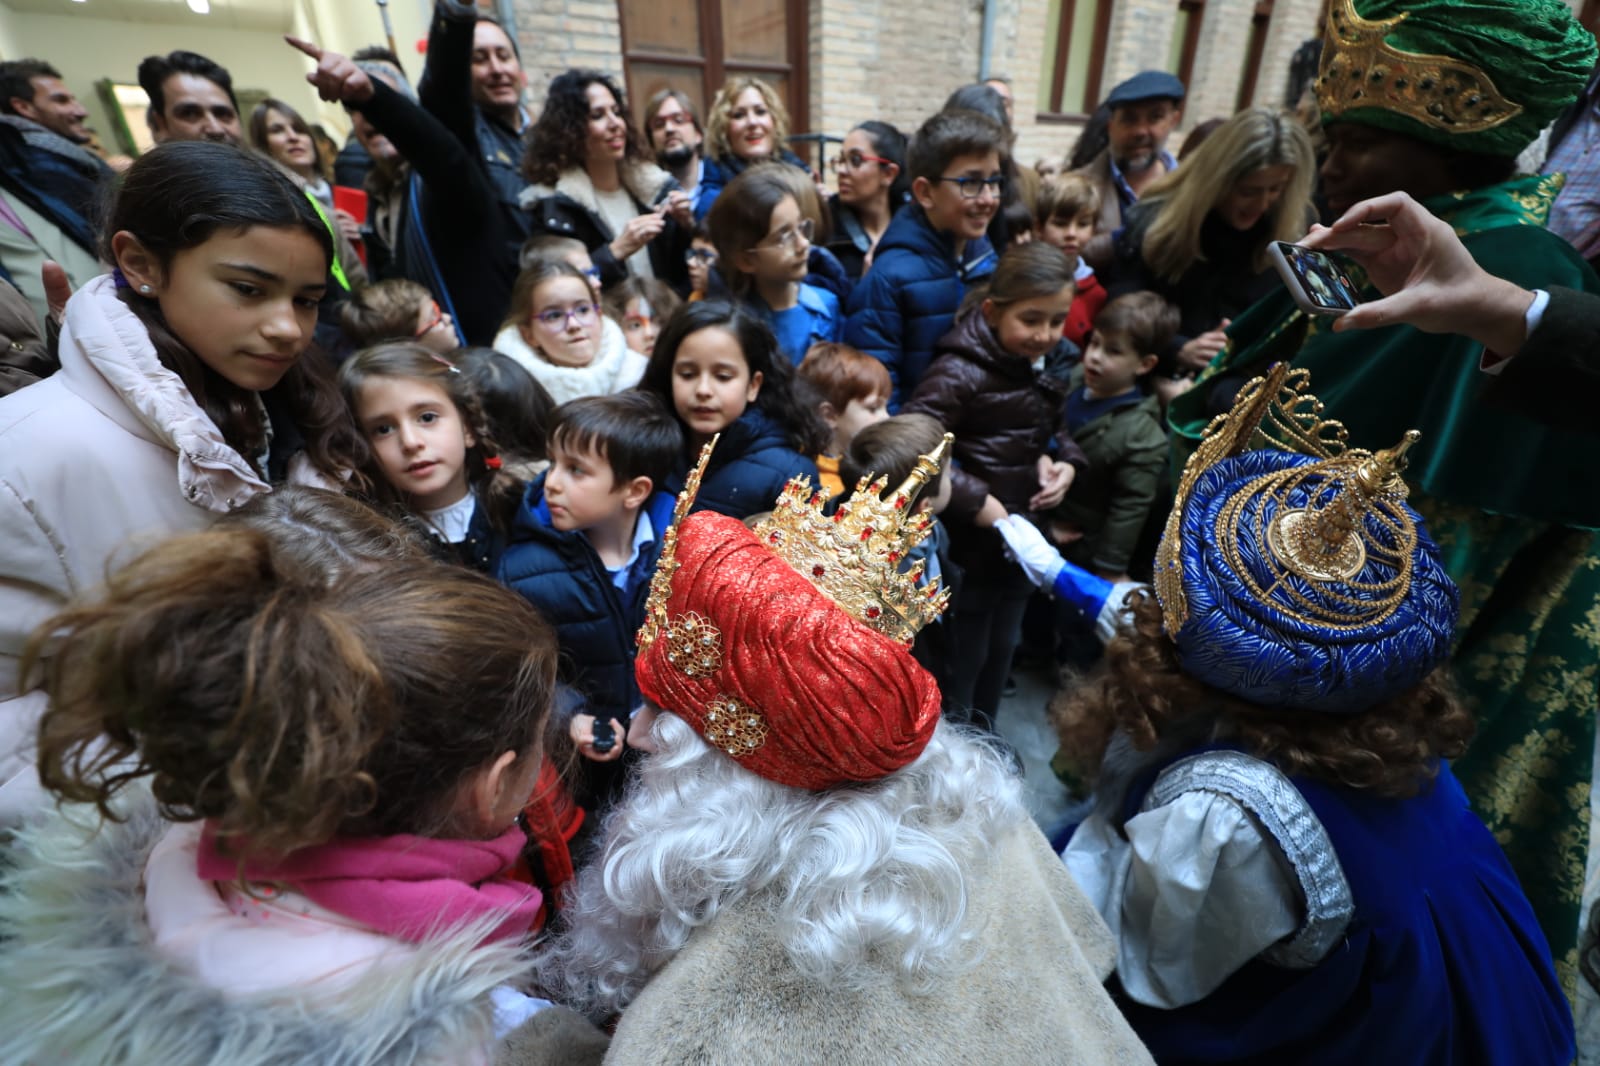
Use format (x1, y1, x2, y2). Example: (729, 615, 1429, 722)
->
(0, 791, 531, 1066)
(518, 161, 675, 214)
(491, 317, 646, 407)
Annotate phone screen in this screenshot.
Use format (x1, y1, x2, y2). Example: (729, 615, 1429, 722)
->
(1273, 242, 1362, 313)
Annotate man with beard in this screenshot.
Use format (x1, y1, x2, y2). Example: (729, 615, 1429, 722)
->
(1074, 71, 1183, 246)
(136, 50, 242, 146)
(644, 89, 704, 209)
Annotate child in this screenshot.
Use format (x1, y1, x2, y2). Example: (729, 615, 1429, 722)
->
(339, 277, 458, 354)
(1048, 292, 1175, 584)
(639, 300, 827, 519)
(605, 277, 682, 360)
(684, 223, 717, 301)
(1054, 364, 1573, 1065)
(904, 241, 1085, 730)
(797, 341, 891, 497)
(520, 232, 600, 282)
(0, 524, 583, 1062)
(708, 164, 843, 366)
(839, 413, 958, 703)
(493, 261, 644, 405)
(1001, 199, 1035, 246)
(340, 342, 521, 573)
(452, 346, 557, 482)
(498, 392, 682, 813)
(845, 108, 1006, 407)
(1035, 173, 1106, 348)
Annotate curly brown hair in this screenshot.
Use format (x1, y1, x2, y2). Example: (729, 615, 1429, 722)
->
(1051, 590, 1475, 799)
(521, 69, 647, 187)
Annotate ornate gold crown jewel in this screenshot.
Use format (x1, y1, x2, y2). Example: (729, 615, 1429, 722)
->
(1315, 0, 1523, 135)
(1153, 364, 1424, 637)
(752, 433, 955, 646)
(637, 434, 719, 651)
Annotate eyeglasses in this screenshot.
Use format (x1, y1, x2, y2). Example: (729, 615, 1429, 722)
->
(829, 151, 893, 173)
(685, 248, 718, 264)
(414, 301, 447, 338)
(938, 174, 1005, 200)
(533, 302, 598, 330)
(582, 266, 602, 286)
(650, 112, 695, 131)
(752, 217, 814, 253)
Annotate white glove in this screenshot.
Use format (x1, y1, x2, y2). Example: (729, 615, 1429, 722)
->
(1095, 582, 1148, 645)
(996, 514, 1064, 589)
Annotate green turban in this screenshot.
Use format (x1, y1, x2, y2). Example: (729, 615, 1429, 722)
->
(1317, 0, 1597, 157)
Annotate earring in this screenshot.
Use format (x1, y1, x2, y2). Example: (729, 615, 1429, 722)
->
(139, 284, 152, 294)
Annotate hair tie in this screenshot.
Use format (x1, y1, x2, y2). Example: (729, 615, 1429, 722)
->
(484, 455, 503, 470)
(426, 352, 461, 374)
(111, 267, 131, 290)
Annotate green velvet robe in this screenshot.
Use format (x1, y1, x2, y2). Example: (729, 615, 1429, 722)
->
(1168, 174, 1600, 996)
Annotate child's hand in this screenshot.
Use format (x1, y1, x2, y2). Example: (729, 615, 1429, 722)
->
(569, 713, 626, 762)
(1031, 456, 1075, 511)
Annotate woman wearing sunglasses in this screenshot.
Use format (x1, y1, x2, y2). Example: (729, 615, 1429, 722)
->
(824, 121, 911, 284)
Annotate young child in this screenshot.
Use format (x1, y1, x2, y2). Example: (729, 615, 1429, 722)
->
(904, 241, 1085, 730)
(639, 300, 827, 520)
(340, 342, 521, 573)
(340, 278, 458, 354)
(493, 261, 644, 405)
(1048, 292, 1176, 584)
(708, 164, 843, 366)
(498, 392, 682, 814)
(1054, 364, 1573, 1065)
(452, 346, 557, 482)
(605, 277, 682, 360)
(845, 108, 1006, 407)
(520, 233, 600, 282)
(0, 523, 581, 1062)
(1035, 173, 1106, 348)
(1001, 199, 1035, 246)
(797, 341, 891, 497)
(684, 223, 717, 301)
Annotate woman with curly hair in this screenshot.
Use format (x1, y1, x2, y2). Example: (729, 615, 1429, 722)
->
(693, 76, 813, 221)
(1023, 366, 1573, 1064)
(519, 69, 692, 293)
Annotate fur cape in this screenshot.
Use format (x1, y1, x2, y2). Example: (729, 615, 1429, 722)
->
(0, 791, 608, 1066)
(603, 822, 1155, 1065)
(517, 160, 675, 219)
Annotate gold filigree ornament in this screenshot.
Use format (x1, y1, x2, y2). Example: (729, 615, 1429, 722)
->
(637, 434, 719, 652)
(664, 612, 722, 678)
(702, 694, 769, 757)
(1315, 0, 1523, 135)
(1153, 363, 1424, 637)
(752, 433, 955, 646)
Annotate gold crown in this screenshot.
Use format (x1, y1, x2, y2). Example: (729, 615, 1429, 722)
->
(1315, 0, 1523, 135)
(637, 434, 718, 652)
(752, 434, 955, 646)
(1153, 364, 1422, 638)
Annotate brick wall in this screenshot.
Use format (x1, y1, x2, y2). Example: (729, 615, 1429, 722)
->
(508, 0, 625, 112)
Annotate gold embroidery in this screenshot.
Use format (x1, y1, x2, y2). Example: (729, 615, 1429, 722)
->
(664, 612, 723, 679)
(702, 695, 768, 758)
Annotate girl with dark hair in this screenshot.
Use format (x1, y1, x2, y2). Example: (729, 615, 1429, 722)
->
(826, 120, 909, 283)
(0, 141, 361, 825)
(520, 69, 692, 292)
(452, 347, 557, 481)
(340, 342, 524, 573)
(639, 299, 826, 519)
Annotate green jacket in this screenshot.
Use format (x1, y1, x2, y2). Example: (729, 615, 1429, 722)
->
(1052, 370, 1168, 574)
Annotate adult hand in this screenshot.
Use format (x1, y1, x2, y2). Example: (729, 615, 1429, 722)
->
(1178, 324, 1229, 371)
(974, 494, 1008, 529)
(1300, 191, 1533, 354)
(333, 208, 363, 244)
(41, 260, 72, 326)
(996, 514, 1065, 589)
(568, 713, 625, 763)
(610, 209, 667, 261)
(285, 36, 375, 106)
(663, 189, 694, 230)
(1030, 455, 1075, 511)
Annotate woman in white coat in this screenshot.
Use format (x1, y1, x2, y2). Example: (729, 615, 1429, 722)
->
(0, 141, 360, 824)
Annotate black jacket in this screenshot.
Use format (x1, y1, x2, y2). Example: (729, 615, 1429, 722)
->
(520, 163, 691, 293)
(1494, 285, 1600, 435)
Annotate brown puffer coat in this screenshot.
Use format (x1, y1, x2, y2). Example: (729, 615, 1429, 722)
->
(0, 279, 54, 398)
(904, 308, 1085, 523)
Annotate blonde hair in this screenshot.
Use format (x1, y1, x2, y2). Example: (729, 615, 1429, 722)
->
(704, 77, 790, 163)
(1035, 172, 1101, 228)
(1138, 109, 1315, 284)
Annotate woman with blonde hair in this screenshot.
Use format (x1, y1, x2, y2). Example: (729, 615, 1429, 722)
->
(1104, 108, 1315, 374)
(695, 76, 813, 220)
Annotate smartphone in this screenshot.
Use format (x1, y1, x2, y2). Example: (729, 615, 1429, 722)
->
(1268, 241, 1363, 316)
(591, 716, 616, 755)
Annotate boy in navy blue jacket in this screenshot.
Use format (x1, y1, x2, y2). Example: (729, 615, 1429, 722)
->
(844, 109, 1005, 408)
(498, 391, 682, 809)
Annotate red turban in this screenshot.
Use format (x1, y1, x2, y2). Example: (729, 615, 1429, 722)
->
(635, 512, 941, 790)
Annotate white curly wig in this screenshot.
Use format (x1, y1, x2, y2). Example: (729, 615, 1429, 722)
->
(533, 713, 1028, 1017)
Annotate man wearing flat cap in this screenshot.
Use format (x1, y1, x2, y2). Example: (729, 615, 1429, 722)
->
(1074, 70, 1186, 248)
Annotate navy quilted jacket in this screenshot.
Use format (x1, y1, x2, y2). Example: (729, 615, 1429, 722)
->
(843, 204, 996, 409)
(497, 478, 678, 723)
(663, 407, 819, 520)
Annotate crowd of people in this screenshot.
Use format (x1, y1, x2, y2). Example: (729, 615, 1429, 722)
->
(0, 0, 1598, 1060)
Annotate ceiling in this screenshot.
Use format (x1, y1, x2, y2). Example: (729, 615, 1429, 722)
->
(4, 0, 298, 32)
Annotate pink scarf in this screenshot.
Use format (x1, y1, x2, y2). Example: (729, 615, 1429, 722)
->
(196, 822, 542, 944)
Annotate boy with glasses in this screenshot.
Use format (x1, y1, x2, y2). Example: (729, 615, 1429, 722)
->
(845, 110, 1004, 408)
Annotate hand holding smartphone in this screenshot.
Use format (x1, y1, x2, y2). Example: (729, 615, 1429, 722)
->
(1269, 241, 1364, 316)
